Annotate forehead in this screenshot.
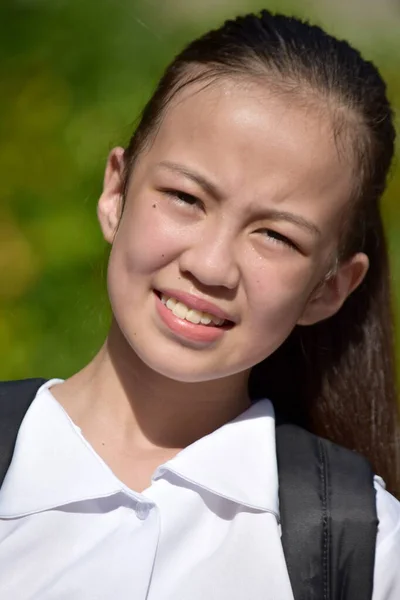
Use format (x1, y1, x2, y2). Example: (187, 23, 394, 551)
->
(139, 79, 353, 226)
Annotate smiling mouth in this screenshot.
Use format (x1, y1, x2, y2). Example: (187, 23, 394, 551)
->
(154, 291, 234, 329)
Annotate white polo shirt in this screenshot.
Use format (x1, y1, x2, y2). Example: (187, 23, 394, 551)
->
(0, 379, 399, 599)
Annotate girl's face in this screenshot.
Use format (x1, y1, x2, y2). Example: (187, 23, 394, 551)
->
(98, 80, 368, 383)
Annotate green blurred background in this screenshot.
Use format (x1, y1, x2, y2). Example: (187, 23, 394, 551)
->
(1, 0, 399, 380)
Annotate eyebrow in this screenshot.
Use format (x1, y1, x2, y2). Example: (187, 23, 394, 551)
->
(157, 160, 321, 238)
(262, 208, 322, 238)
(157, 161, 224, 200)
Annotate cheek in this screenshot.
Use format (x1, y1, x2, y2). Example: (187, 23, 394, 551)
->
(244, 259, 316, 334)
(111, 200, 191, 278)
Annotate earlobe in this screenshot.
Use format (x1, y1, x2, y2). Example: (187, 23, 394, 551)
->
(97, 147, 125, 244)
(298, 252, 369, 326)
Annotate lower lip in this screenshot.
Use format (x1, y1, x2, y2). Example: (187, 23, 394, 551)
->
(154, 293, 227, 344)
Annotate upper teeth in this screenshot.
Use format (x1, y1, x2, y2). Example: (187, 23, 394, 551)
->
(161, 295, 225, 326)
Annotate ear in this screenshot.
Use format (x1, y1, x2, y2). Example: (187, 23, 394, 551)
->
(97, 147, 125, 244)
(298, 252, 369, 326)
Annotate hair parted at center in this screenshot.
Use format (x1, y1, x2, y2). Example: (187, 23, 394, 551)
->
(122, 10, 400, 496)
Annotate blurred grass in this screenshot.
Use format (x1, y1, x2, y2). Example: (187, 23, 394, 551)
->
(0, 0, 399, 379)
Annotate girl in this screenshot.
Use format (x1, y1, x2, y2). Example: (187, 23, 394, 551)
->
(0, 9, 399, 600)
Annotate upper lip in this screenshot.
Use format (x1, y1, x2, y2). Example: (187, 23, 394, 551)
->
(156, 288, 236, 323)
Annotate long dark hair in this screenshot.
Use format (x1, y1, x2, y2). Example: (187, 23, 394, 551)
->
(123, 10, 400, 496)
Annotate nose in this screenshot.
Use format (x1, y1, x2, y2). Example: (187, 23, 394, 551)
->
(178, 225, 240, 290)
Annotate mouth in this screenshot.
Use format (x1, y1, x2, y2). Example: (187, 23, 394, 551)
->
(154, 290, 235, 330)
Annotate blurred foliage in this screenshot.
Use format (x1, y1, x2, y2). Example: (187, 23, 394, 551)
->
(1, 0, 399, 379)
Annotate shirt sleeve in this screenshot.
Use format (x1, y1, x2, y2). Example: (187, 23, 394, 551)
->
(372, 476, 400, 600)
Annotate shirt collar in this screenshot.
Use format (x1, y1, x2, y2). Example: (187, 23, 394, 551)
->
(0, 380, 124, 518)
(0, 380, 279, 520)
(154, 399, 279, 518)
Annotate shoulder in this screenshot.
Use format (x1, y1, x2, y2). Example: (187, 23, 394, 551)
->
(373, 476, 400, 600)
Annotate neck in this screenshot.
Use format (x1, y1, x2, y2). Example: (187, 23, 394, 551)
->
(54, 320, 250, 453)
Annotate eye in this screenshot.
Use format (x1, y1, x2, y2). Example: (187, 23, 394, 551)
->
(163, 189, 204, 210)
(258, 228, 299, 251)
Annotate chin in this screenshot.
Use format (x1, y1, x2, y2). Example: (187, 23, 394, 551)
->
(136, 347, 227, 383)
(112, 312, 259, 384)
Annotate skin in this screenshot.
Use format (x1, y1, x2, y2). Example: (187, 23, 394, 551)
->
(53, 79, 368, 491)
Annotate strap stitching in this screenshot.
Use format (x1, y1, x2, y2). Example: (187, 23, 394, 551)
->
(318, 438, 331, 600)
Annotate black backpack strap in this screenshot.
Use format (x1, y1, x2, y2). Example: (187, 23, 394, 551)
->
(0, 378, 47, 487)
(276, 423, 378, 600)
